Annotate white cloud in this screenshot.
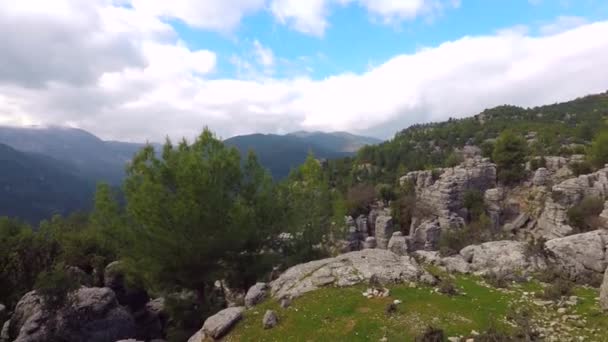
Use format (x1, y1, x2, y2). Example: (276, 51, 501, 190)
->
(353, 0, 459, 23)
(0, 2, 607, 143)
(540, 16, 588, 35)
(270, 0, 330, 36)
(253, 40, 275, 67)
(128, 0, 265, 31)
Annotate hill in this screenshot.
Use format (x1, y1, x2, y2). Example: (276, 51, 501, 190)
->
(0, 126, 151, 185)
(0, 142, 95, 223)
(351, 91, 608, 183)
(225, 131, 381, 178)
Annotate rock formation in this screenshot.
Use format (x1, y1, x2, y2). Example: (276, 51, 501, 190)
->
(245, 282, 268, 308)
(270, 249, 433, 299)
(189, 307, 244, 341)
(459, 240, 546, 277)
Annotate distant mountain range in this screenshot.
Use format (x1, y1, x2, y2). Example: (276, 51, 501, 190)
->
(0, 126, 380, 222)
(224, 131, 382, 178)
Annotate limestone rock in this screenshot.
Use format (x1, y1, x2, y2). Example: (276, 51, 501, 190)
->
(601, 201, 608, 228)
(533, 167, 551, 186)
(201, 307, 244, 339)
(536, 166, 608, 239)
(271, 249, 431, 299)
(262, 310, 278, 329)
(245, 283, 268, 308)
(0, 304, 5, 325)
(1, 320, 8, 342)
(400, 157, 496, 227)
(10, 288, 135, 342)
(503, 213, 530, 233)
(374, 210, 393, 249)
(460, 240, 546, 277)
(410, 219, 441, 251)
(545, 230, 608, 284)
(600, 268, 608, 311)
(363, 237, 377, 249)
(484, 188, 504, 232)
(387, 232, 407, 255)
(413, 251, 470, 274)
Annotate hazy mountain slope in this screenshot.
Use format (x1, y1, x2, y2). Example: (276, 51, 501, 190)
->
(0, 126, 148, 184)
(288, 131, 382, 153)
(0, 143, 95, 223)
(224, 133, 353, 178)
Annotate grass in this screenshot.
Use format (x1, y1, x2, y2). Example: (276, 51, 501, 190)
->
(226, 276, 560, 341)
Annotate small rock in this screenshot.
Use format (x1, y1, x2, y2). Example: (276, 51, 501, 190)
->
(280, 296, 292, 308)
(201, 307, 244, 339)
(448, 338, 461, 342)
(393, 299, 402, 305)
(471, 330, 479, 336)
(262, 310, 278, 329)
(557, 308, 567, 314)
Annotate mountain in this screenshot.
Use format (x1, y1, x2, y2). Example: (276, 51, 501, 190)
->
(287, 131, 382, 153)
(0, 142, 95, 223)
(224, 131, 381, 178)
(0, 126, 152, 185)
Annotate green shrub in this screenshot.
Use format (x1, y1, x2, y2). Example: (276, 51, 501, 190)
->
(345, 183, 377, 217)
(463, 189, 486, 221)
(569, 161, 593, 176)
(415, 326, 445, 342)
(529, 156, 547, 171)
(445, 152, 464, 167)
(538, 278, 574, 300)
(567, 197, 604, 233)
(493, 131, 528, 184)
(437, 278, 458, 296)
(34, 265, 79, 310)
(589, 130, 608, 168)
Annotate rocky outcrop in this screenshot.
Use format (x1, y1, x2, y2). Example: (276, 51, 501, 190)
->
(413, 251, 471, 274)
(536, 166, 608, 239)
(484, 188, 504, 232)
(532, 168, 551, 186)
(374, 210, 393, 249)
(601, 201, 608, 227)
(262, 310, 278, 329)
(400, 157, 496, 227)
(600, 268, 608, 311)
(545, 230, 608, 284)
(460, 240, 546, 277)
(362, 237, 376, 249)
(0, 304, 5, 325)
(410, 219, 441, 251)
(387, 232, 407, 255)
(9, 287, 136, 342)
(245, 283, 268, 308)
(270, 249, 433, 299)
(195, 307, 244, 340)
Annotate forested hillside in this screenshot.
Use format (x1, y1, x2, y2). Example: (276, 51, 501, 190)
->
(0, 143, 95, 223)
(351, 92, 608, 184)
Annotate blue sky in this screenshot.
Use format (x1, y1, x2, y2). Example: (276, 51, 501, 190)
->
(0, 0, 607, 141)
(174, 0, 608, 79)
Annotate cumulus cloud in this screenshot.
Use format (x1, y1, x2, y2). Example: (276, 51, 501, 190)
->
(0, 1, 607, 143)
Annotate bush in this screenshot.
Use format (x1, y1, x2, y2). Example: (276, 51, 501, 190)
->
(538, 278, 574, 300)
(484, 272, 508, 289)
(493, 131, 528, 184)
(34, 266, 79, 310)
(529, 156, 547, 171)
(445, 152, 464, 167)
(524, 237, 550, 259)
(463, 189, 486, 222)
(438, 214, 494, 257)
(415, 326, 445, 342)
(569, 161, 593, 176)
(437, 278, 458, 296)
(589, 130, 608, 168)
(376, 184, 396, 205)
(567, 197, 604, 233)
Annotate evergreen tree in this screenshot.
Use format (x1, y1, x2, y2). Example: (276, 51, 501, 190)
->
(492, 131, 527, 184)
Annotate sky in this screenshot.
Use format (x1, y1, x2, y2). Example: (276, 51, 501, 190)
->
(0, 0, 607, 142)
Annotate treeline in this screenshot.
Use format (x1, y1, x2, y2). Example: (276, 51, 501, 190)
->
(0, 129, 346, 340)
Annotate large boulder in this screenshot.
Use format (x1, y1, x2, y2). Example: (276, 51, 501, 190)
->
(532, 167, 551, 187)
(245, 283, 268, 308)
(545, 230, 608, 284)
(270, 249, 432, 299)
(536, 167, 608, 239)
(262, 310, 278, 329)
(600, 268, 608, 311)
(410, 219, 441, 251)
(459, 240, 546, 277)
(104, 261, 150, 312)
(374, 210, 394, 249)
(200, 307, 244, 340)
(10, 287, 135, 342)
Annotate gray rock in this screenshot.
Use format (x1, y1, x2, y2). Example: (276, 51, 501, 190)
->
(600, 201, 608, 228)
(545, 230, 608, 283)
(410, 219, 441, 251)
(355, 215, 369, 236)
(536, 166, 608, 239)
(532, 167, 551, 186)
(400, 157, 496, 227)
(262, 310, 278, 329)
(503, 213, 530, 233)
(201, 307, 244, 339)
(460, 240, 546, 277)
(187, 329, 205, 342)
(0, 303, 5, 324)
(362, 237, 377, 249)
(484, 188, 504, 232)
(245, 282, 268, 308)
(374, 211, 393, 249)
(600, 268, 608, 311)
(10, 288, 136, 342)
(413, 251, 470, 274)
(270, 249, 430, 299)
(387, 232, 407, 255)
(1, 320, 9, 342)
(279, 297, 291, 308)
